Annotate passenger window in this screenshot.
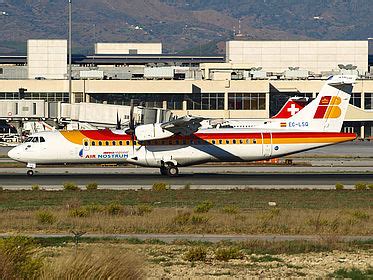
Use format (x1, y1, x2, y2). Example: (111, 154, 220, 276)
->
(99, 141, 102, 146)
(133, 141, 137, 145)
(40, 137, 45, 143)
(84, 141, 88, 146)
(239, 139, 243, 144)
(175, 140, 179, 145)
(233, 140, 236, 144)
(182, 140, 186, 145)
(112, 141, 116, 146)
(190, 140, 194, 145)
(219, 140, 222, 144)
(246, 139, 250, 144)
(105, 141, 109, 146)
(212, 140, 216, 144)
(126, 141, 130, 145)
(225, 140, 230, 144)
(253, 139, 257, 144)
(119, 141, 123, 146)
(92, 141, 96, 146)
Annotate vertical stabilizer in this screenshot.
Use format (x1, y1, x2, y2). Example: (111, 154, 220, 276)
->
(286, 75, 356, 132)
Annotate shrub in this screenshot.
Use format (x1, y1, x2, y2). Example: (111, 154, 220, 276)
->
(183, 183, 191, 190)
(0, 187, 3, 191)
(69, 208, 90, 218)
(84, 204, 105, 213)
(194, 200, 214, 213)
(152, 182, 169, 191)
(190, 215, 209, 225)
(106, 203, 123, 215)
(173, 211, 191, 225)
(40, 247, 145, 279)
(329, 267, 373, 279)
(215, 247, 243, 261)
(351, 210, 370, 221)
(355, 182, 367, 190)
(0, 236, 43, 280)
(31, 184, 40, 191)
(63, 182, 80, 191)
(368, 184, 373, 190)
(184, 246, 207, 262)
(250, 255, 283, 263)
(222, 205, 239, 215)
(136, 204, 153, 216)
(335, 183, 344, 190)
(86, 183, 98, 191)
(35, 210, 56, 225)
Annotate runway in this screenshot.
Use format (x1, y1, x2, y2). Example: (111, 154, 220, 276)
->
(1, 167, 373, 189)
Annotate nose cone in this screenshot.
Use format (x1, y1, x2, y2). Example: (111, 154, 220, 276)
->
(8, 147, 19, 161)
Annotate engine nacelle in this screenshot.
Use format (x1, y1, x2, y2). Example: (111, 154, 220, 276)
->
(135, 123, 174, 141)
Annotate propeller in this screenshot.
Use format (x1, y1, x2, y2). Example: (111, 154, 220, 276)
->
(125, 99, 137, 151)
(116, 111, 121, 130)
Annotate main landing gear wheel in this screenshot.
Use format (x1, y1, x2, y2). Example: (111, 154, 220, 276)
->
(27, 170, 34, 176)
(166, 166, 179, 177)
(160, 165, 179, 177)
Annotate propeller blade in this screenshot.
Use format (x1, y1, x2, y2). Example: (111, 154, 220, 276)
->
(116, 111, 121, 130)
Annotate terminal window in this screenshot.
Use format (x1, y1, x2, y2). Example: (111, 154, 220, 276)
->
(228, 93, 266, 110)
(186, 93, 224, 110)
(364, 93, 373, 110)
(349, 93, 361, 108)
(89, 93, 183, 109)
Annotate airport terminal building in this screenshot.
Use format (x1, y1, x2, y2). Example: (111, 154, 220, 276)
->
(1, 39, 373, 138)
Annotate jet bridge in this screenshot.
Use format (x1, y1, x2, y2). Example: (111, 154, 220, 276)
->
(0, 100, 174, 135)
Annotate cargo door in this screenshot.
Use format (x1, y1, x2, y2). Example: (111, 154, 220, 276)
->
(261, 132, 272, 157)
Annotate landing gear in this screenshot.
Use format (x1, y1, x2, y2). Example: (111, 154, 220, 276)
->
(160, 165, 179, 177)
(26, 163, 36, 176)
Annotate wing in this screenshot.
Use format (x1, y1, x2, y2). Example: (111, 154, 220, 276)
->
(135, 115, 206, 141)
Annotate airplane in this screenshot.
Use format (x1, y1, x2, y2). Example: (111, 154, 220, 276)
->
(8, 75, 356, 177)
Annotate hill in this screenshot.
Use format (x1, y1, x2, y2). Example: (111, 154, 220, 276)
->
(0, 0, 372, 54)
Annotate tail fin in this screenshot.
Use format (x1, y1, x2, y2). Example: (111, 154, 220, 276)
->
(272, 97, 309, 119)
(286, 75, 356, 132)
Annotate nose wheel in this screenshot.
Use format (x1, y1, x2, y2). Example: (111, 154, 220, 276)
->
(26, 163, 36, 176)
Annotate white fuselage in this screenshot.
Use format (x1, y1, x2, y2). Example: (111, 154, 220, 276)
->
(8, 128, 355, 168)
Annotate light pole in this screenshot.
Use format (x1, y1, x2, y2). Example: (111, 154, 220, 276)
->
(68, 0, 72, 104)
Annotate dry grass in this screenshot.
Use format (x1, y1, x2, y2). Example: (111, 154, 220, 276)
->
(0, 207, 372, 235)
(40, 247, 145, 280)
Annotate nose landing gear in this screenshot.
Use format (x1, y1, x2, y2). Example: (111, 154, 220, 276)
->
(26, 163, 36, 176)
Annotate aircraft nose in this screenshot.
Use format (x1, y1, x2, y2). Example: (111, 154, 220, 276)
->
(8, 147, 19, 160)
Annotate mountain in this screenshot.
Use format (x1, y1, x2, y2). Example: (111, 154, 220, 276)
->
(0, 0, 372, 55)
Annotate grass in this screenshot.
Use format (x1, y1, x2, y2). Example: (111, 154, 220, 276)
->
(0, 189, 371, 235)
(0, 189, 372, 210)
(0, 235, 372, 278)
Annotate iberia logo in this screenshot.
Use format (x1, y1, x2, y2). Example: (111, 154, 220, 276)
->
(314, 96, 342, 119)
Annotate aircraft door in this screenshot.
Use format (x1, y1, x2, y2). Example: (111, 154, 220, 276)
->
(261, 132, 272, 157)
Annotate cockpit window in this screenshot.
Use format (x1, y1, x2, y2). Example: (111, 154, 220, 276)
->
(40, 137, 45, 143)
(25, 137, 33, 142)
(32, 137, 39, 143)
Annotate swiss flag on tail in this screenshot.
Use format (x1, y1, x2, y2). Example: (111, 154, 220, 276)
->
(272, 98, 308, 119)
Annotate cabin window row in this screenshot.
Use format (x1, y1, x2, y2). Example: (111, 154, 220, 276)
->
(83, 139, 258, 147)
